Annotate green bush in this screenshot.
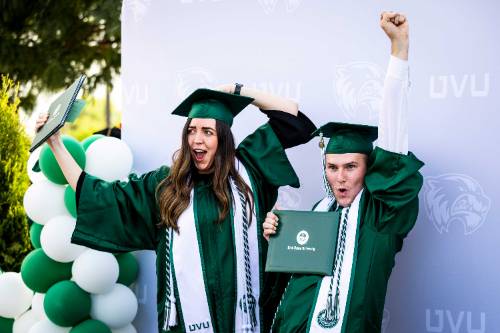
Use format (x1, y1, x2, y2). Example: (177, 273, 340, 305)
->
(0, 75, 32, 272)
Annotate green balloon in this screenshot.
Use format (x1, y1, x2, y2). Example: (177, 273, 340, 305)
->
(0, 317, 13, 333)
(21, 249, 72, 293)
(64, 186, 77, 217)
(81, 134, 105, 151)
(70, 319, 111, 333)
(39, 135, 86, 185)
(30, 222, 43, 248)
(116, 253, 139, 286)
(44, 281, 91, 327)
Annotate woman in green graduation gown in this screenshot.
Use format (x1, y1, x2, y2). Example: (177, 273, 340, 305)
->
(36, 84, 316, 333)
(263, 12, 424, 332)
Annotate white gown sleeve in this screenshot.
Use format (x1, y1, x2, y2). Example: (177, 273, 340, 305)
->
(377, 55, 410, 155)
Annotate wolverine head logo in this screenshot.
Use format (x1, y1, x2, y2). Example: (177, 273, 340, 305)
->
(423, 174, 490, 235)
(277, 186, 302, 209)
(296, 230, 309, 245)
(123, 0, 151, 23)
(334, 61, 384, 122)
(176, 67, 214, 99)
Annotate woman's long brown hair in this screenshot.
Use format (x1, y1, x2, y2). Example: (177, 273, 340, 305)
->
(156, 118, 254, 231)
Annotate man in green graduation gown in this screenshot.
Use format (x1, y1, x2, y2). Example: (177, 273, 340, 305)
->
(263, 12, 424, 332)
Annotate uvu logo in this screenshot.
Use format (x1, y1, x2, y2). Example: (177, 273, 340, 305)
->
(188, 321, 210, 331)
(423, 174, 490, 235)
(258, 0, 302, 15)
(248, 81, 301, 102)
(426, 309, 485, 333)
(333, 61, 385, 122)
(123, 84, 149, 105)
(429, 74, 490, 99)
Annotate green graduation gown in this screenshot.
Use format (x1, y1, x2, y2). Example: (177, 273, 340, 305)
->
(271, 147, 424, 333)
(71, 123, 299, 332)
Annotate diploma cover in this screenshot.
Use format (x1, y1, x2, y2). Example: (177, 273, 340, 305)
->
(30, 75, 86, 152)
(265, 210, 340, 275)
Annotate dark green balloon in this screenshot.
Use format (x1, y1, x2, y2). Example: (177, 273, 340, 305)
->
(21, 249, 72, 293)
(70, 319, 111, 333)
(44, 281, 91, 327)
(81, 134, 105, 151)
(39, 135, 86, 185)
(30, 222, 43, 248)
(64, 186, 77, 217)
(116, 253, 139, 286)
(0, 317, 13, 333)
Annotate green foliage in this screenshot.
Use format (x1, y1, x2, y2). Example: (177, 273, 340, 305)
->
(0, 75, 32, 272)
(0, 0, 122, 111)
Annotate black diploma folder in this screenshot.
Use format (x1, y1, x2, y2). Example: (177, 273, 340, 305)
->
(30, 75, 86, 152)
(265, 210, 340, 275)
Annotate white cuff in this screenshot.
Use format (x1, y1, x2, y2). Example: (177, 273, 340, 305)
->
(386, 55, 409, 81)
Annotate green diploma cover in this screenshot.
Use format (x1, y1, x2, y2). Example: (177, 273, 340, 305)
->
(30, 75, 86, 152)
(265, 210, 340, 275)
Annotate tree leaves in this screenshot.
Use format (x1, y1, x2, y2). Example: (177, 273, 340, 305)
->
(0, 0, 122, 111)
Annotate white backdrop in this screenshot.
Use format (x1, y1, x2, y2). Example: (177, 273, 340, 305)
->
(121, 1, 500, 332)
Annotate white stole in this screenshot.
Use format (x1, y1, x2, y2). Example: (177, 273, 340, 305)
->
(308, 189, 363, 332)
(164, 161, 261, 332)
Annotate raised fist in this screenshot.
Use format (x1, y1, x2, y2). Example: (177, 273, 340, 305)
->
(380, 11, 409, 59)
(380, 12, 408, 42)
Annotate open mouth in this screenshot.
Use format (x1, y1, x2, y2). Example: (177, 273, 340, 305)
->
(193, 149, 207, 162)
(336, 188, 348, 196)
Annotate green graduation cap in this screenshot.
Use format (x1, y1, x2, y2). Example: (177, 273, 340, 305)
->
(172, 88, 254, 127)
(313, 122, 378, 154)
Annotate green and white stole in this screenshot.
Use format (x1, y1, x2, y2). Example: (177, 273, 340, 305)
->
(307, 189, 363, 332)
(162, 161, 262, 333)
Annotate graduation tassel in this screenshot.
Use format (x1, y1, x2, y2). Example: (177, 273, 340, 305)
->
(163, 228, 178, 331)
(317, 207, 349, 329)
(235, 179, 257, 332)
(319, 132, 334, 199)
(326, 290, 334, 320)
(332, 289, 340, 325)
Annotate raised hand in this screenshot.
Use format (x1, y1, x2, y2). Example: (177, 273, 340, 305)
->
(380, 11, 409, 60)
(34, 112, 61, 148)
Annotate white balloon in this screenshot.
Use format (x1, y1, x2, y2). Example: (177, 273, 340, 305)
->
(13, 310, 39, 333)
(27, 147, 47, 184)
(28, 319, 70, 333)
(23, 180, 69, 225)
(72, 249, 119, 294)
(40, 216, 86, 263)
(90, 284, 138, 329)
(85, 137, 133, 182)
(111, 324, 137, 333)
(30, 293, 46, 319)
(0, 272, 33, 318)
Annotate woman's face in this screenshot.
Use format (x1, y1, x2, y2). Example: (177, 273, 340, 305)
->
(187, 118, 218, 173)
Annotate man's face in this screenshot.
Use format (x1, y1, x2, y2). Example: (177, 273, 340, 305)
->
(325, 153, 368, 207)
